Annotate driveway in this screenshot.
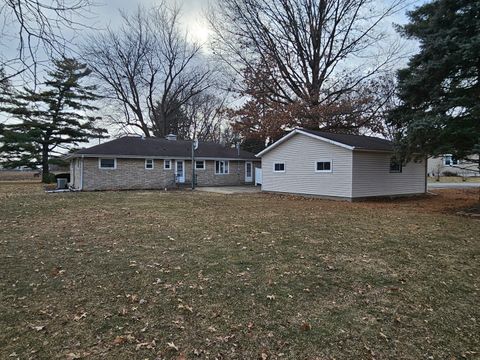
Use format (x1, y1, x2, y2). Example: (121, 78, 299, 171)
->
(195, 186, 261, 194)
(428, 182, 480, 189)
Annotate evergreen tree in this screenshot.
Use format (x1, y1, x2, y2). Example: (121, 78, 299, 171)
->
(389, 0, 480, 168)
(0, 58, 106, 182)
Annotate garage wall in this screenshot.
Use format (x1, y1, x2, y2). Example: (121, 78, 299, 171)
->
(352, 152, 426, 198)
(261, 133, 353, 198)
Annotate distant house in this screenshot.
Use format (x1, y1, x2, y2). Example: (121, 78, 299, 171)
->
(67, 135, 260, 191)
(427, 155, 479, 177)
(256, 128, 427, 200)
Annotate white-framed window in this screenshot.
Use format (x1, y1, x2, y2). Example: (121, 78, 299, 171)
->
(195, 160, 205, 170)
(164, 159, 172, 170)
(315, 161, 332, 173)
(99, 158, 116, 169)
(215, 160, 229, 174)
(443, 154, 458, 166)
(273, 162, 285, 172)
(145, 159, 154, 170)
(389, 157, 402, 173)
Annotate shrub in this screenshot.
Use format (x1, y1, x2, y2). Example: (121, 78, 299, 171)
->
(42, 172, 57, 184)
(441, 171, 457, 177)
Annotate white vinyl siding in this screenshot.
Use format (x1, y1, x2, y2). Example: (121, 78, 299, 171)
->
(352, 152, 426, 197)
(262, 133, 353, 198)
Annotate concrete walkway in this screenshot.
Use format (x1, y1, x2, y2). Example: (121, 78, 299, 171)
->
(428, 182, 480, 189)
(195, 186, 261, 194)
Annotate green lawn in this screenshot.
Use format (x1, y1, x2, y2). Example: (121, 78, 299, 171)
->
(0, 183, 479, 359)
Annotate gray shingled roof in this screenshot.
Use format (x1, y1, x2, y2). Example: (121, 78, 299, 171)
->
(70, 136, 257, 160)
(299, 128, 394, 151)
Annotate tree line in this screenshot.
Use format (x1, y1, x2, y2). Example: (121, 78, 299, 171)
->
(1, 0, 479, 181)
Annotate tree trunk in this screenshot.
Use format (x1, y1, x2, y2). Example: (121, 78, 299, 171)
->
(41, 143, 51, 183)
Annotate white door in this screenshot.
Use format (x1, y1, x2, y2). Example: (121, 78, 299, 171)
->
(245, 161, 253, 182)
(175, 160, 185, 183)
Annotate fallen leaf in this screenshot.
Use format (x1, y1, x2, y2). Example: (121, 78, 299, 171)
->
(66, 352, 81, 359)
(300, 322, 311, 331)
(31, 325, 45, 332)
(73, 312, 87, 321)
(167, 341, 178, 351)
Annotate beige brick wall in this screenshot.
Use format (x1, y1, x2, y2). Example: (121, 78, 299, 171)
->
(82, 158, 174, 191)
(189, 160, 261, 186)
(76, 158, 261, 190)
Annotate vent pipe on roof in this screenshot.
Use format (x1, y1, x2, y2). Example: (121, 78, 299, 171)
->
(165, 133, 177, 141)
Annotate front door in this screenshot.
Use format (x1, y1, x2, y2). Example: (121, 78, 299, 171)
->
(245, 161, 253, 182)
(175, 160, 185, 183)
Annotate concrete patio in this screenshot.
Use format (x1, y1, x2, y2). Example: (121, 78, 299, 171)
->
(195, 186, 261, 194)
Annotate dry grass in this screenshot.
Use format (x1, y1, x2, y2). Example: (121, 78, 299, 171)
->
(428, 176, 480, 183)
(0, 170, 40, 182)
(0, 183, 479, 359)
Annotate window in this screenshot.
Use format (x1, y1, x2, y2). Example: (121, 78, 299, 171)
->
(444, 155, 458, 166)
(99, 158, 116, 169)
(164, 160, 171, 170)
(273, 162, 285, 172)
(145, 159, 154, 169)
(215, 160, 229, 174)
(389, 157, 402, 173)
(316, 161, 332, 173)
(195, 160, 205, 170)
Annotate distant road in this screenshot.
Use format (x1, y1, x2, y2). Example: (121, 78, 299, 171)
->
(428, 182, 480, 189)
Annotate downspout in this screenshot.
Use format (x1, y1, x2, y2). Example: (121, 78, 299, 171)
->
(424, 155, 428, 194)
(80, 155, 84, 191)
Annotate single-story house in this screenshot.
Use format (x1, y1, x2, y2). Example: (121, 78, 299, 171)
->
(256, 128, 427, 200)
(427, 154, 479, 177)
(67, 134, 260, 191)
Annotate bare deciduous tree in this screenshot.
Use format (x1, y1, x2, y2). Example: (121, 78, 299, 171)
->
(180, 92, 229, 142)
(209, 0, 407, 132)
(0, 0, 95, 82)
(83, 3, 213, 138)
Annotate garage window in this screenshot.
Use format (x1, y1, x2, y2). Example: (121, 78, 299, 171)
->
(273, 162, 285, 172)
(389, 157, 402, 173)
(315, 161, 332, 173)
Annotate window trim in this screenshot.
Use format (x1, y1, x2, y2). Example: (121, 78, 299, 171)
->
(273, 162, 286, 173)
(164, 159, 172, 170)
(315, 160, 333, 173)
(195, 160, 205, 170)
(215, 160, 229, 175)
(98, 158, 116, 170)
(145, 158, 154, 170)
(443, 154, 458, 166)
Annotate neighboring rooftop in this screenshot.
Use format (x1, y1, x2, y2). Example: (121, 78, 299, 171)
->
(70, 136, 257, 160)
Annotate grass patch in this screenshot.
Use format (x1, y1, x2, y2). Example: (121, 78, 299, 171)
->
(0, 183, 479, 359)
(428, 176, 480, 183)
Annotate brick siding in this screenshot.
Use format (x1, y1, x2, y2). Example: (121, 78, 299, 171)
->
(75, 158, 261, 191)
